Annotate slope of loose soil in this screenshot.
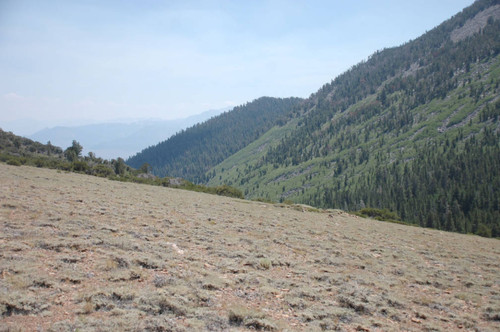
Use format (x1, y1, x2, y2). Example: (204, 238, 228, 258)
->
(0, 164, 499, 331)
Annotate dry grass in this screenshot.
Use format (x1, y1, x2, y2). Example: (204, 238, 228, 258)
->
(0, 163, 499, 331)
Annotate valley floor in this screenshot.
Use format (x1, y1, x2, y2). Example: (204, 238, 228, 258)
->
(0, 164, 499, 331)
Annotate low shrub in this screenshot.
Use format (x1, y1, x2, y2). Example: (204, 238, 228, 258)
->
(215, 185, 244, 199)
(6, 158, 21, 166)
(72, 161, 89, 173)
(356, 207, 400, 222)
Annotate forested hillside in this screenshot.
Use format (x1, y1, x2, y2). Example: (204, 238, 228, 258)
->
(207, 0, 500, 237)
(126, 97, 302, 181)
(0, 128, 64, 161)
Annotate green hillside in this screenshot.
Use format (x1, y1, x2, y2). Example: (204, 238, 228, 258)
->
(0, 128, 64, 159)
(207, 0, 500, 237)
(126, 96, 302, 181)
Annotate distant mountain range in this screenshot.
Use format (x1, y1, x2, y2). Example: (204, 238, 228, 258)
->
(127, 0, 500, 237)
(29, 108, 229, 159)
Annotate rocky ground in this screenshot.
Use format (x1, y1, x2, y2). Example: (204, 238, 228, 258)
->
(0, 163, 499, 331)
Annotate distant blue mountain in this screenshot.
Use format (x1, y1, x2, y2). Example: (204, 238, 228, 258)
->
(29, 108, 229, 160)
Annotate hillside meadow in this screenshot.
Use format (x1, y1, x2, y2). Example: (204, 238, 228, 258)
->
(0, 164, 499, 331)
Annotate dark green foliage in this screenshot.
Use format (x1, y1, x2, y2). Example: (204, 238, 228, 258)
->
(64, 140, 83, 162)
(72, 161, 89, 173)
(126, 97, 303, 182)
(476, 223, 493, 238)
(356, 208, 400, 222)
(6, 158, 21, 166)
(92, 164, 115, 178)
(336, 133, 500, 237)
(113, 158, 127, 176)
(215, 185, 244, 199)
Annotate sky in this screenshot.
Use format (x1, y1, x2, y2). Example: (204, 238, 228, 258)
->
(0, 0, 474, 135)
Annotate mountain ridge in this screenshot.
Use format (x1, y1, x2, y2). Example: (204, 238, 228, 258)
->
(126, 97, 303, 181)
(29, 108, 229, 159)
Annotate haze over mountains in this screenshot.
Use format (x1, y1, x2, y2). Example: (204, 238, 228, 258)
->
(128, 0, 500, 237)
(28, 108, 228, 159)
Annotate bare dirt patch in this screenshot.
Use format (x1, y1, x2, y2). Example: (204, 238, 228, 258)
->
(0, 164, 499, 331)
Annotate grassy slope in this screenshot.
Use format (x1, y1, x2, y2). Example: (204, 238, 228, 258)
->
(1, 163, 499, 331)
(206, 118, 300, 195)
(207, 55, 500, 204)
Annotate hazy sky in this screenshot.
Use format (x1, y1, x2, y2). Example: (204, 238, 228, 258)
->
(1, 0, 474, 135)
